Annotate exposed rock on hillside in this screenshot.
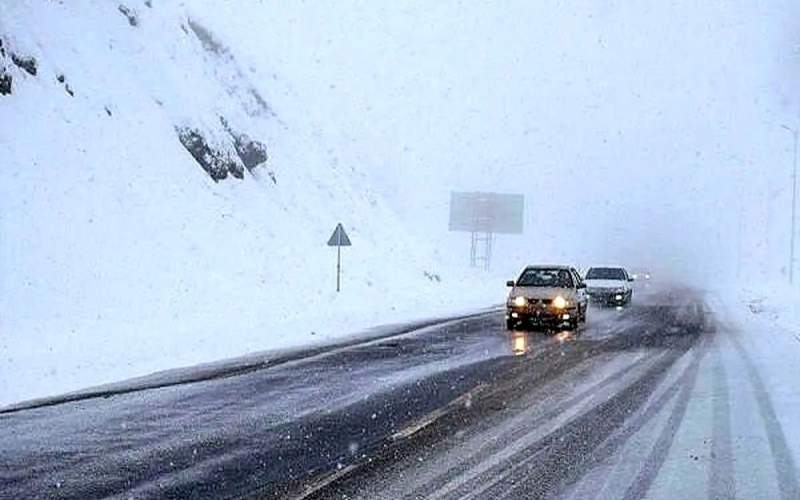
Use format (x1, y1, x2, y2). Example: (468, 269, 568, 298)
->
(57, 74, 74, 96)
(177, 127, 244, 181)
(118, 5, 138, 27)
(0, 71, 11, 95)
(11, 53, 36, 76)
(234, 135, 267, 172)
(220, 117, 268, 173)
(0, 39, 10, 95)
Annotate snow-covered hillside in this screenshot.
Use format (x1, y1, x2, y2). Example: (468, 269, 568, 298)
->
(0, 2, 499, 406)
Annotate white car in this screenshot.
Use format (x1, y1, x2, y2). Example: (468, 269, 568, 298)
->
(584, 266, 634, 306)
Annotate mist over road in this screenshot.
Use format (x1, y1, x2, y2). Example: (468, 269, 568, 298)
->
(1, 286, 796, 500)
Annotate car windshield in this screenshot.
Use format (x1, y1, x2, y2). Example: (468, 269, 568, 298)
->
(586, 268, 626, 280)
(517, 269, 573, 288)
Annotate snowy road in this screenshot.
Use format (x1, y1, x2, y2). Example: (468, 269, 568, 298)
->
(1, 287, 798, 499)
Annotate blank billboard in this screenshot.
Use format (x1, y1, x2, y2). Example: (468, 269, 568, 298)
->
(449, 191, 524, 234)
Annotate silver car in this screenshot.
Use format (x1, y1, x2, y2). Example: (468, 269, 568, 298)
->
(584, 266, 634, 306)
(505, 265, 589, 330)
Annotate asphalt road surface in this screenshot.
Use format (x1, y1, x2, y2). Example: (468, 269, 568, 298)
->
(1, 286, 798, 499)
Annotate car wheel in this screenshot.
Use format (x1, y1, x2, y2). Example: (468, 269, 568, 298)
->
(506, 319, 515, 330)
(579, 305, 587, 323)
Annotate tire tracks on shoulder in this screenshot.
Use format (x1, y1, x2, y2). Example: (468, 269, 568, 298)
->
(728, 329, 800, 499)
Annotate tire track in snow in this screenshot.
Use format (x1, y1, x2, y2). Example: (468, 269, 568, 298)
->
(411, 351, 659, 500)
(728, 330, 800, 500)
(708, 335, 736, 500)
(617, 333, 710, 500)
(554, 322, 710, 500)
(474, 332, 702, 499)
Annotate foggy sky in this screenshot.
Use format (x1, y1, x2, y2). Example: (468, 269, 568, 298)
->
(210, 0, 800, 283)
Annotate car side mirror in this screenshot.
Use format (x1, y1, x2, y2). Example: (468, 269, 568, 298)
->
(628, 277, 635, 282)
(506, 280, 515, 287)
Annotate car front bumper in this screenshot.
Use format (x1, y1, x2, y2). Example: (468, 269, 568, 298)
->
(506, 305, 576, 325)
(587, 291, 629, 306)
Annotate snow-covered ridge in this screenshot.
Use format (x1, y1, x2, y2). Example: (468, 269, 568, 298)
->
(0, 1, 497, 406)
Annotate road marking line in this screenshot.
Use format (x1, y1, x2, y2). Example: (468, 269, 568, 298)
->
(391, 385, 488, 441)
(289, 383, 490, 500)
(293, 463, 360, 500)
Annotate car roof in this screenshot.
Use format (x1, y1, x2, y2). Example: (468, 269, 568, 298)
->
(586, 265, 628, 270)
(523, 265, 573, 271)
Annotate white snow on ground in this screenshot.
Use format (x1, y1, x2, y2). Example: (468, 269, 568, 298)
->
(737, 283, 800, 342)
(0, 2, 509, 407)
(725, 284, 800, 459)
(561, 286, 800, 499)
(643, 288, 800, 499)
(653, 286, 800, 498)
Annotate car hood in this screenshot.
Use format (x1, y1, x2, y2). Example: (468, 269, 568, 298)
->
(584, 279, 628, 289)
(510, 286, 576, 300)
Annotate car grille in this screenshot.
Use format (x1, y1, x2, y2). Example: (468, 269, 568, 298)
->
(526, 298, 553, 306)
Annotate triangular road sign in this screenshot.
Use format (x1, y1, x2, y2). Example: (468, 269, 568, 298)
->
(327, 223, 352, 247)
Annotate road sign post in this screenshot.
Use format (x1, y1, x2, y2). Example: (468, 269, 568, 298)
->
(327, 223, 352, 292)
(336, 244, 341, 292)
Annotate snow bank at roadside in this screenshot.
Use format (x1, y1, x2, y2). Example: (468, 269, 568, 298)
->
(736, 284, 800, 341)
(713, 284, 800, 469)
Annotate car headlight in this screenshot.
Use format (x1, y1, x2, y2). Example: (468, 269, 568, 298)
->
(512, 296, 527, 307)
(553, 295, 568, 309)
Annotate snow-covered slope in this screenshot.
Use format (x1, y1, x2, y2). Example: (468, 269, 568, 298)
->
(0, 2, 499, 406)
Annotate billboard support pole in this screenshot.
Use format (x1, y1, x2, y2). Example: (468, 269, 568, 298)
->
(470, 231, 477, 268)
(469, 231, 493, 270)
(485, 231, 493, 271)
